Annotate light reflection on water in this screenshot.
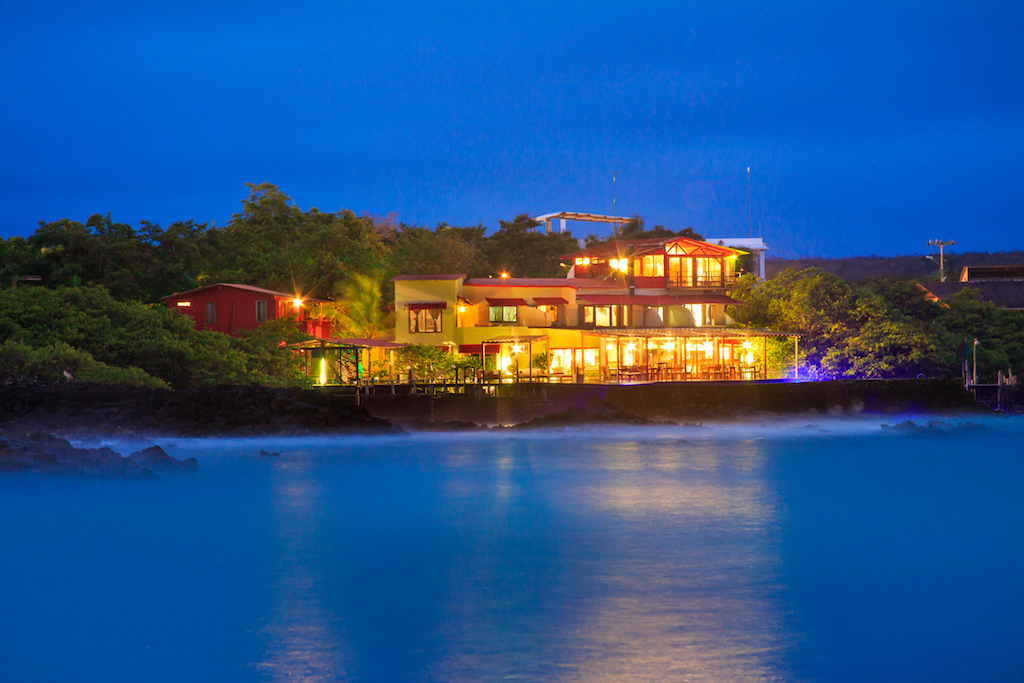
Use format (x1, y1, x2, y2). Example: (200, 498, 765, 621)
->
(2, 416, 1023, 682)
(430, 437, 787, 682)
(256, 461, 351, 682)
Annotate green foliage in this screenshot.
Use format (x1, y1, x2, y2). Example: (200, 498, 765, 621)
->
(0, 340, 168, 388)
(210, 183, 387, 300)
(0, 285, 306, 388)
(389, 345, 480, 382)
(386, 224, 488, 280)
(322, 271, 394, 339)
(483, 213, 580, 278)
(730, 269, 939, 379)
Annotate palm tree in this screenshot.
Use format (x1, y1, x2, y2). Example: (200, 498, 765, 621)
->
(325, 271, 393, 339)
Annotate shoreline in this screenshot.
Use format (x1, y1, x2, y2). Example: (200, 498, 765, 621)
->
(0, 377, 990, 440)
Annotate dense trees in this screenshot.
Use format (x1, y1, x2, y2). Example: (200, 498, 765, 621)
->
(730, 268, 1024, 381)
(3, 183, 1021, 387)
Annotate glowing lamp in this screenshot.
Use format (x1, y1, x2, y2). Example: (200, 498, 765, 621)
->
(176, 301, 191, 307)
(511, 343, 523, 355)
(458, 305, 466, 313)
(500, 272, 510, 279)
(293, 298, 303, 308)
(661, 343, 673, 351)
(742, 341, 752, 350)
(626, 342, 636, 351)
(319, 358, 326, 385)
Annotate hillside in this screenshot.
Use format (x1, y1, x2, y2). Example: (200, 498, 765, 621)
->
(766, 250, 1024, 282)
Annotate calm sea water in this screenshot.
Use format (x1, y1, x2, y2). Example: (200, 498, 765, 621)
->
(2, 417, 1022, 682)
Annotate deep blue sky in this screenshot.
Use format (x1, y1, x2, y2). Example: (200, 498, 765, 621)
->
(2, 1, 1022, 257)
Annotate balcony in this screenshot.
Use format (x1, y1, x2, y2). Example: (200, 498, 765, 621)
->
(666, 273, 739, 290)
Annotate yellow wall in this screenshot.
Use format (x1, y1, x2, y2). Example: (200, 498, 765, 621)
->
(394, 278, 461, 345)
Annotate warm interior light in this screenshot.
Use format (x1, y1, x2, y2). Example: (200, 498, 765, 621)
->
(293, 298, 302, 308)
(319, 358, 326, 385)
(661, 343, 673, 351)
(176, 301, 191, 307)
(458, 305, 466, 313)
(583, 257, 590, 265)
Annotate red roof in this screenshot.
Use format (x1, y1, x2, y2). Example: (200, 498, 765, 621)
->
(563, 236, 739, 260)
(534, 297, 568, 305)
(578, 294, 742, 306)
(391, 274, 466, 281)
(163, 283, 330, 303)
(486, 297, 529, 306)
(463, 277, 617, 288)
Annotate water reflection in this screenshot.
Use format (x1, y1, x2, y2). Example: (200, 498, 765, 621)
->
(431, 436, 788, 682)
(255, 460, 351, 682)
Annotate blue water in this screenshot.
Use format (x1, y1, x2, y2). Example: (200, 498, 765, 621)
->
(2, 417, 1023, 682)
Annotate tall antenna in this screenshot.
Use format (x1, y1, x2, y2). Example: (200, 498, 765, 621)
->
(926, 239, 957, 282)
(613, 170, 618, 237)
(747, 166, 752, 238)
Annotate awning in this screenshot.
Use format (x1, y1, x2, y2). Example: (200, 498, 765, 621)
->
(578, 294, 742, 306)
(533, 297, 568, 305)
(459, 344, 484, 354)
(407, 302, 448, 310)
(486, 298, 529, 306)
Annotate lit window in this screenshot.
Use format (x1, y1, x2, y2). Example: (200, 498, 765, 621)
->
(409, 308, 442, 333)
(488, 306, 518, 324)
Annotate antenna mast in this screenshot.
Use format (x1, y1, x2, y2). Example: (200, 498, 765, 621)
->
(926, 239, 956, 282)
(613, 171, 618, 237)
(747, 166, 752, 238)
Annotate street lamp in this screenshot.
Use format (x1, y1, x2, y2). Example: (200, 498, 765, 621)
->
(925, 240, 956, 282)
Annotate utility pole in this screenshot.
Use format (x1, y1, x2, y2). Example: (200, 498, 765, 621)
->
(747, 166, 752, 238)
(972, 338, 979, 386)
(613, 171, 618, 237)
(926, 239, 956, 282)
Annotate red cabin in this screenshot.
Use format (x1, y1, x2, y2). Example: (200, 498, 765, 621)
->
(163, 283, 332, 339)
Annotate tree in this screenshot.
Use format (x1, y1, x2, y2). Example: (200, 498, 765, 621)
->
(483, 213, 580, 277)
(323, 271, 394, 339)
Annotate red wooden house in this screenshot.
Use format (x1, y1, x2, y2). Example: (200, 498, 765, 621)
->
(163, 283, 332, 338)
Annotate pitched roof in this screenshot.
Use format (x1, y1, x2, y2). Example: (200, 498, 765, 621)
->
(562, 236, 739, 260)
(917, 282, 1024, 310)
(162, 283, 329, 303)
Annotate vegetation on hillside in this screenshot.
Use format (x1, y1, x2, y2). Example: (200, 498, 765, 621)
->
(2, 183, 1020, 386)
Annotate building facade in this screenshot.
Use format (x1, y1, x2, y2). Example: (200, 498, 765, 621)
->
(394, 236, 794, 382)
(164, 283, 332, 338)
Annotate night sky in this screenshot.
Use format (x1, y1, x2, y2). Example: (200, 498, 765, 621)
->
(2, 1, 1021, 257)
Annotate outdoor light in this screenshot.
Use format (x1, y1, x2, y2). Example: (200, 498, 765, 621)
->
(511, 343, 523, 355)
(500, 272, 510, 279)
(458, 305, 466, 313)
(661, 343, 673, 351)
(293, 298, 302, 308)
(626, 341, 636, 351)
(319, 358, 327, 385)
(743, 341, 752, 350)
(176, 301, 191, 307)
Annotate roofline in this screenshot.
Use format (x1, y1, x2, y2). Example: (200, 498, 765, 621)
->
(162, 283, 330, 303)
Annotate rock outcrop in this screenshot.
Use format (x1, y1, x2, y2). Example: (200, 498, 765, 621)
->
(0, 433, 183, 478)
(0, 382, 403, 437)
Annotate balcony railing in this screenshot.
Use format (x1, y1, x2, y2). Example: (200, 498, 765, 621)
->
(666, 273, 739, 289)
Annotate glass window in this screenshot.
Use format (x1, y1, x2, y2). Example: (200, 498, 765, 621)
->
(595, 306, 611, 327)
(409, 308, 443, 333)
(488, 306, 518, 323)
(583, 306, 594, 324)
(205, 301, 216, 324)
(255, 300, 267, 323)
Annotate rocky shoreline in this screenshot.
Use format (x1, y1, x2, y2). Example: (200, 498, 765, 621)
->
(0, 381, 403, 437)
(0, 432, 197, 479)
